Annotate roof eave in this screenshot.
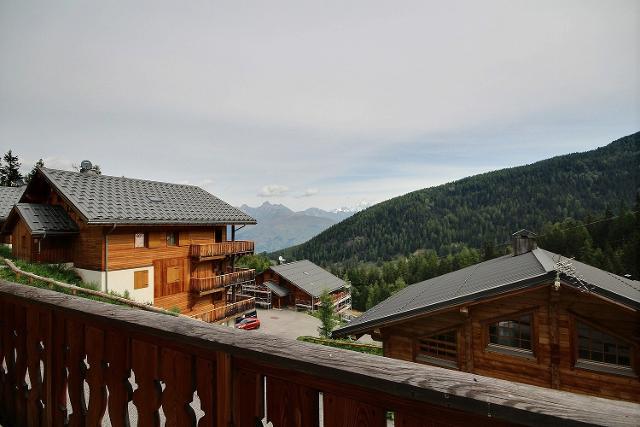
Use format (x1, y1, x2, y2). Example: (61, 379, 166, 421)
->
(333, 272, 556, 338)
(85, 219, 257, 226)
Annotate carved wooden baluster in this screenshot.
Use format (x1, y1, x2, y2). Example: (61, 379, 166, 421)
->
(266, 376, 319, 427)
(105, 331, 131, 427)
(131, 339, 161, 426)
(26, 306, 45, 426)
(195, 357, 215, 427)
(66, 318, 87, 427)
(14, 304, 28, 427)
(85, 326, 107, 425)
(322, 393, 386, 427)
(50, 313, 68, 427)
(160, 348, 196, 426)
(0, 300, 17, 425)
(232, 367, 263, 427)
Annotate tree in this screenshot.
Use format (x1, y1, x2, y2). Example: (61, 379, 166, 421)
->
(317, 290, 338, 338)
(25, 158, 44, 183)
(0, 150, 23, 186)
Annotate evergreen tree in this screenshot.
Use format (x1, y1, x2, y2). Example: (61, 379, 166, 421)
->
(0, 150, 23, 186)
(317, 290, 337, 338)
(25, 158, 44, 183)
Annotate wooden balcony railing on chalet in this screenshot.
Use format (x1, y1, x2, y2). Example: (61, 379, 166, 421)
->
(190, 240, 254, 260)
(1, 280, 639, 427)
(191, 295, 256, 323)
(191, 269, 256, 295)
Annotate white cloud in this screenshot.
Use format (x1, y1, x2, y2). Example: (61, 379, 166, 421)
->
(297, 188, 318, 198)
(258, 184, 289, 198)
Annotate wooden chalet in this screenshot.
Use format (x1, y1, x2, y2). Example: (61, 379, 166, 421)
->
(1, 165, 258, 324)
(0, 186, 25, 244)
(334, 231, 640, 403)
(252, 259, 351, 311)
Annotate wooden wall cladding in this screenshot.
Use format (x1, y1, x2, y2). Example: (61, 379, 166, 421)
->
(380, 284, 640, 403)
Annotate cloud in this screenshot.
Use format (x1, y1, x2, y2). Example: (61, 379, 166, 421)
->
(297, 188, 318, 198)
(258, 184, 289, 197)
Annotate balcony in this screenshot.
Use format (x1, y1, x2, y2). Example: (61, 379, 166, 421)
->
(190, 240, 254, 260)
(189, 295, 256, 323)
(1, 280, 637, 427)
(190, 268, 256, 296)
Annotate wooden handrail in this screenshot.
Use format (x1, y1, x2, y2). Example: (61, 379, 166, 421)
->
(190, 269, 256, 294)
(190, 241, 254, 258)
(191, 296, 256, 323)
(1, 280, 638, 427)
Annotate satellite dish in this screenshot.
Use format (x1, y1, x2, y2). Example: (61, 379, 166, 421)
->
(80, 160, 93, 171)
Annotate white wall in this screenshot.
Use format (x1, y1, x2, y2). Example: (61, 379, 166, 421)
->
(75, 266, 154, 305)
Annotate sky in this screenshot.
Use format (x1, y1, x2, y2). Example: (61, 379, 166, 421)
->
(1, 0, 638, 211)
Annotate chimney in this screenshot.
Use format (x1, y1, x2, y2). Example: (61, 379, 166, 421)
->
(511, 229, 537, 256)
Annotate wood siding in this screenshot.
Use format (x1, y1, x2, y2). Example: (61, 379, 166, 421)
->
(380, 284, 640, 403)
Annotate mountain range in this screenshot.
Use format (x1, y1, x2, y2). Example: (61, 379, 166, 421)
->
(272, 132, 640, 265)
(236, 202, 367, 252)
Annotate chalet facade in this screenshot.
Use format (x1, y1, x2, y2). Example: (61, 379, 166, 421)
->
(334, 231, 640, 403)
(1, 166, 258, 324)
(252, 260, 351, 311)
(0, 186, 25, 244)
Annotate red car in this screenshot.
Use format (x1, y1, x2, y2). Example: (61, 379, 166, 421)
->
(236, 317, 260, 330)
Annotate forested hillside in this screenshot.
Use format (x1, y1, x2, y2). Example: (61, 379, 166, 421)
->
(275, 132, 639, 265)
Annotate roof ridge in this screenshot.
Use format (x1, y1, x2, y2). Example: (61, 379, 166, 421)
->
(41, 167, 205, 191)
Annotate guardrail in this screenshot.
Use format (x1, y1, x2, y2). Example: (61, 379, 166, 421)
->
(1, 280, 638, 427)
(190, 241, 254, 259)
(190, 269, 256, 295)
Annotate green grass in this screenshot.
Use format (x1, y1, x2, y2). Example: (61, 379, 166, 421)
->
(0, 255, 175, 315)
(297, 336, 383, 356)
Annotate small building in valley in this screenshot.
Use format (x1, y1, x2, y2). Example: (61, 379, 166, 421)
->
(333, 230, 640, 403)
(1, 165, 258, 325)
(0, 186, 25, 244)
(253, 259, 351, 311)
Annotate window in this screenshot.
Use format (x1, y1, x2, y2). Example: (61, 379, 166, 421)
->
(416, 329, 458, 368)
(488, 314, 533, 354)
(134, 270, 149, 289)
(215, 228, 223, 243)
(166, 232, 178, 246)
(134, 232, 146, 248)
(577, 322, 632, 373)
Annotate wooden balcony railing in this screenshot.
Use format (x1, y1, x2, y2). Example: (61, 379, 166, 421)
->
(1, 280, 638, 427)
(190, 295, 256, 323)
(190, 241, 254, 259)
(191, 269, 256, 295)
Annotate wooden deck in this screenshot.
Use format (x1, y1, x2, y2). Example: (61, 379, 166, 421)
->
(154, 292, 255, 322)
(190, 269, 255, 295)
(1, 280, 639, 427)
(190, 241, 254, 260)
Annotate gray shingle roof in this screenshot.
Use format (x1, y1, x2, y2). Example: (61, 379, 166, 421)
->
(264, 281, 289, 297)
(14, 203, 79, 235)
(38, 168, 256, 225)
(0, 186, 25, 220)
(334, 248, 640, 337)
(270, 260, 346, 297)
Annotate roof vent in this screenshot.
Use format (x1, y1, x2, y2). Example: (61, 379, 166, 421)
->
(511, 229, 537, 256)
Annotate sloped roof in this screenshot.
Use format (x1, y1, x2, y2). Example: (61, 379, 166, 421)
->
(12, 203, 79, 235)
(37, 168, 256, 226)
(0, 186, 25, 220)
(264, 281, 289, 297)
(270, 260, 346, 297)
(334, 248, 640, 337)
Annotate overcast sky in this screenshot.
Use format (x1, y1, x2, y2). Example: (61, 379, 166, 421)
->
(1, 1, 638, 211)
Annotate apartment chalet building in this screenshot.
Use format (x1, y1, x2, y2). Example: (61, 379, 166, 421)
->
(0, 186, 25, 244)
(0, 165, 258, 324)
(334, 231, 640, 403)
(252, 259, 351, 311)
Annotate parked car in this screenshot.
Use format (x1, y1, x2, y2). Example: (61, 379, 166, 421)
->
(236, 317, 260, 330)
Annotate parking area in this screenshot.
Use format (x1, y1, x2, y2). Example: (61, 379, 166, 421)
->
(256, 308, 321, 340)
